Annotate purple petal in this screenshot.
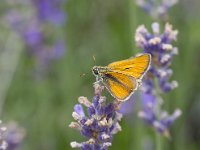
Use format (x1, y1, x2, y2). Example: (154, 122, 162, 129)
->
(141, 92, 157, 108)
(119, 95, 135, 115)
(74, 104, 85, 117)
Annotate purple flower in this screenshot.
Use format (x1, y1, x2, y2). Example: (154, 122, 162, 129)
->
(138, 93, 181, 137)
(51, 40, 65, 59)
(32, 0, 66, 25)
(5, 11, 42, 49)
(136, 0, 178, 19)
(74, 104, 85, 117)
(119, 95, 135, 115)
(5, 121, 26, 150)
(22, 21, 43, 48)
(5, 0, 67, 77)
(135, 22, 178, 94)
(69, 84, 123, 150)
(135, 22, 182, 136)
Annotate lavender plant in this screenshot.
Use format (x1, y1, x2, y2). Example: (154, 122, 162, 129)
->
(136, 22, 178, 94)
(33, 0, 66, 25)
(136, 0, 178, 20)
(5, 0, 67, 77)
(0, 120, 26, 150)
(5, 121, 26, 150)
(135, 22, 181, 136)
(69, 84, 123, 150)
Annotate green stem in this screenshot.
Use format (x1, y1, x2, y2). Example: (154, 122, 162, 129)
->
(128, 0, 136, 53)
(0, 33, 23, 116)
(133, 91, 144, 150)
(156, 133, 162, 150)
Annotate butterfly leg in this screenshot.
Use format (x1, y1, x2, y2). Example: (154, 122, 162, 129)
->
(93, 76, 103, 84)
(137, 79, 142, 87)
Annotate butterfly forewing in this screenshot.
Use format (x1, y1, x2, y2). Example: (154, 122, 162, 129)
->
(102, 72, 137, 101)
(108, 53, 151, 79)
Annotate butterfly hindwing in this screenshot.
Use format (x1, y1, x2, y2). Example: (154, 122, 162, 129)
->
(102, 72, 138, 101)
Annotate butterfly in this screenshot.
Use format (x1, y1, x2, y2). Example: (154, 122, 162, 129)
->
(92, 53, 151, 101)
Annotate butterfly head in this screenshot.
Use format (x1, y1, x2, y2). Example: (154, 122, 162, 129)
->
(92, 66, 100, 76)
(92, 66, 108, 77)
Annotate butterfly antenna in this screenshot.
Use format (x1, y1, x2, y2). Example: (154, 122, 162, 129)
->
(92, 55, 96, 65)
(80, 73, 86, 77)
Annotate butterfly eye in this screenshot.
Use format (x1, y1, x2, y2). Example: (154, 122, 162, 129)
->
(92, 67, 99, 75)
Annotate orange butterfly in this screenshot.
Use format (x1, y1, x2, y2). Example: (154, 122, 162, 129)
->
(92, 53, 151, 101)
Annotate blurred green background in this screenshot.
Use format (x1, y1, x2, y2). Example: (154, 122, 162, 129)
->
(1, 0, 200, 150)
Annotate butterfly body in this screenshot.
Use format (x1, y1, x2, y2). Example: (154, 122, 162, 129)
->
(92, 53, 151, 101)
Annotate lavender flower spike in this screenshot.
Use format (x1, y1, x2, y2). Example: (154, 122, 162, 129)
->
(69, 84, 123, 150)
(138, 93, 182, 137)
(5, 121, 26, 150)
(136, 0, 179, 19)
(135, 22, 178, 94)
(135, 22, 181, 136)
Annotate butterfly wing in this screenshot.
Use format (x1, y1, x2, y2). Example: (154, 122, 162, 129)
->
(108, 53, 151, 79)
(102, 72, 138, 101)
